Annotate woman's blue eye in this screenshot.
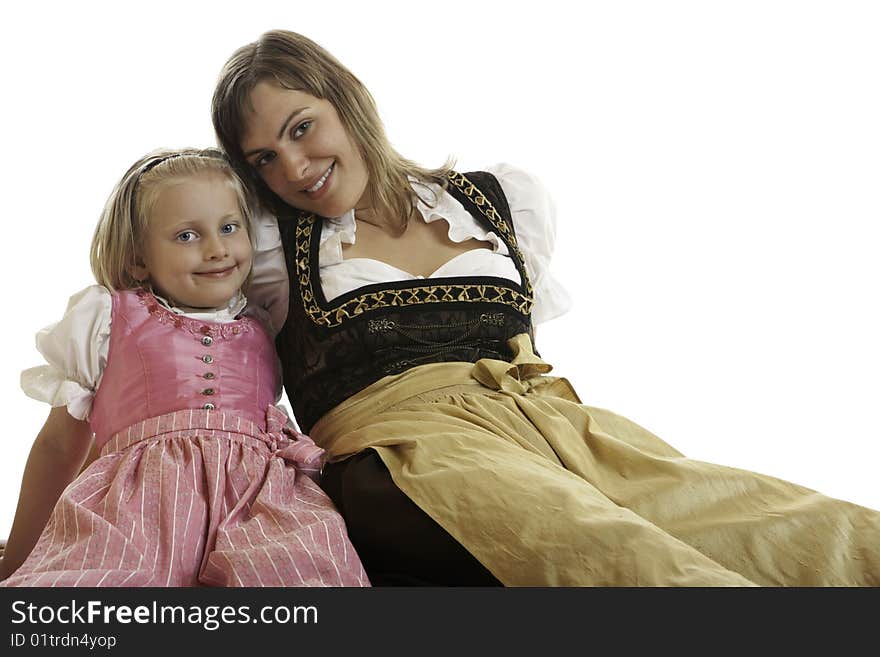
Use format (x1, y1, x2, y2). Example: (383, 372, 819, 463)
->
(252, 120, 311, 168)
(176, 231, 196, 242)
(293, 120, 312, 139)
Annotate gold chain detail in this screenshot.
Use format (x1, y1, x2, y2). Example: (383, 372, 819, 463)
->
(297, 172, 534, 328)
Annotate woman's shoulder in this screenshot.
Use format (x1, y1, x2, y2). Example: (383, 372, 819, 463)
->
(465, 163, 551, 210)
(481, 163, 547, 188)
(467, 163, 554, 218)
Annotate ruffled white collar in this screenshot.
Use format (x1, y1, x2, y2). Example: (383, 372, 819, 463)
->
(318, 178, 509, 267)
(153, 290, 248, 323)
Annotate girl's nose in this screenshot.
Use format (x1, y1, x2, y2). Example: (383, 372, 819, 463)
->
(203, 234, 228, 260)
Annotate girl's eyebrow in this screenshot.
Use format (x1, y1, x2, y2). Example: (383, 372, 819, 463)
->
(243, 107, 310, 157)
(165, 222, 196, 233)
(166, 214, 242, 231)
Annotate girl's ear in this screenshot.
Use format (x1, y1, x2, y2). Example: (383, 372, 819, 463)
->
(126, 257, 149, 283)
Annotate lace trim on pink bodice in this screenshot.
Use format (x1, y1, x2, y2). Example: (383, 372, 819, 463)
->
(135, 289, 256, 340)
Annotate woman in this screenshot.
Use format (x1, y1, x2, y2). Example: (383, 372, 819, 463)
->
(212, 29, 880, 586)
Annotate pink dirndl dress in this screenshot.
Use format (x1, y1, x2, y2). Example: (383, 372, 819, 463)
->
(2, 290, 369, 587)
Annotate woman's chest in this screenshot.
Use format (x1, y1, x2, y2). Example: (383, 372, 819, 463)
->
(341, 215, 492, 279)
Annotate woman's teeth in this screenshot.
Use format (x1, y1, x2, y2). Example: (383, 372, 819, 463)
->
(307, 163, 334, 192)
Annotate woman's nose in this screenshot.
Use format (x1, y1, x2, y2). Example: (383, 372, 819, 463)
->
(280, 146, 309, 184)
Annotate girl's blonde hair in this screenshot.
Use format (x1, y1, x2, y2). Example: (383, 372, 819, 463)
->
(90, 147, 254, 291)
(211, 29, 453, 227)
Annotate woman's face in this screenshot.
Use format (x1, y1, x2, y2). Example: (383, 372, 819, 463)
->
(240, 81, 369, 218)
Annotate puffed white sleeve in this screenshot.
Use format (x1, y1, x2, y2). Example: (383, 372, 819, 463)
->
(19, 285, 112, 421)
(248, 211, 290, 336)
(487, 163, 573, 325)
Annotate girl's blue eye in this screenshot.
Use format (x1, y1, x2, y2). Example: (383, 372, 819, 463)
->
(221, 223, 238, 234)
(176, 231, 196, 242)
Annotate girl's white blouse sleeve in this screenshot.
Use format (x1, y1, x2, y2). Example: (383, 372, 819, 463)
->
(487, 163, 573, 325)
(19, 285, 112, 421)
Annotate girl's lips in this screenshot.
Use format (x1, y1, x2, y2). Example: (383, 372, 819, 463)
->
(195, 266, 235, 278)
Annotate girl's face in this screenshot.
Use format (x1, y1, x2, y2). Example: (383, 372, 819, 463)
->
(131, 172, 252, 310)
(240, 81, 369, 218)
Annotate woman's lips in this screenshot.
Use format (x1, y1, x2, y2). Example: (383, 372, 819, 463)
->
(303, 162, 335, 199)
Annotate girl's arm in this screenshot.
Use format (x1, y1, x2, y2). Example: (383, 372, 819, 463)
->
(0, 406, 93, 581)
(78, 436, 101, 475)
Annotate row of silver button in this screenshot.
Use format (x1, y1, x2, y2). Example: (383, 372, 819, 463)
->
(202, 334, 215, 410)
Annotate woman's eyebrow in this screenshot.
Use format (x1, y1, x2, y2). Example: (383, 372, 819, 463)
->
(243, 107, 310, 157)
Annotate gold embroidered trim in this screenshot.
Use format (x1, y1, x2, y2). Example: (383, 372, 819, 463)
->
(297, 172, 534, 328)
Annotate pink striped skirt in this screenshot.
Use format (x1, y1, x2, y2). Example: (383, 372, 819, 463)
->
(2, 406, 369, 587)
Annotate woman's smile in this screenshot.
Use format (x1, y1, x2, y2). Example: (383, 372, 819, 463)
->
(302, 161, 335, 199)
(241, 82, 369, 218)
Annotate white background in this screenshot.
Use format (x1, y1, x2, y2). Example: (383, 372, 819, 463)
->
(1, 0, 877, 537)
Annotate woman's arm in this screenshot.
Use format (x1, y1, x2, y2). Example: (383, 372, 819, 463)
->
(249, 211, 290, 335)
(0, 406, 93, 581)
(486, 163, 572, 326)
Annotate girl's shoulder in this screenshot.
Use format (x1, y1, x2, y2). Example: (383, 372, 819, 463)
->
(21, 285, 115, 420)
(60, 286, 151, 328)
(56, 285, 153, 322)
(40, 285, 115, 356)
(55, 284, 115, 324)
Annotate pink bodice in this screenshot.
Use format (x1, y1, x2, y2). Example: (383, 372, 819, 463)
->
(89, 290, 280, 447)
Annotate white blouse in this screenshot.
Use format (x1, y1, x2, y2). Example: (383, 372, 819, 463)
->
(22, 164, 571, 419)
(20, 286, 259, 421)
(247, 163, 572, 331)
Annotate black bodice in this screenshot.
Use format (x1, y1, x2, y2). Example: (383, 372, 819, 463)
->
(275, 171, 536, 432)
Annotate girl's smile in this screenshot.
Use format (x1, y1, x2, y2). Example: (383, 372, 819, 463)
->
(195, 265, 237, 277)
(130, 171, 252, 310)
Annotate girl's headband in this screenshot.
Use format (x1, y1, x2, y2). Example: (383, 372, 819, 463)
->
(129, 151, 224, 222)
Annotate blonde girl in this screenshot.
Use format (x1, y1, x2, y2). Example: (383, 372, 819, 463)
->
(0, 148, 368, 587)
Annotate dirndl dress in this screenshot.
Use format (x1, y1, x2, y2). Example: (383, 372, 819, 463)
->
(273, 169, 879, 586)
(2, 289, 369, 587)
(311, 334, 880, 586)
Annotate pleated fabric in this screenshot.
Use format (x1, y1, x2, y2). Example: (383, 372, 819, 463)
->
(311, 334, 880, 587)
(2, 406, 369, 587)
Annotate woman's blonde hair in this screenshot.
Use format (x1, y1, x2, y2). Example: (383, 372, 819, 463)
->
(90, 147, 255, 291)
(211, 29, 453, 227)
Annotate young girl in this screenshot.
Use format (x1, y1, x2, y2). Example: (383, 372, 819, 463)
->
(0, 148, 369, 587)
